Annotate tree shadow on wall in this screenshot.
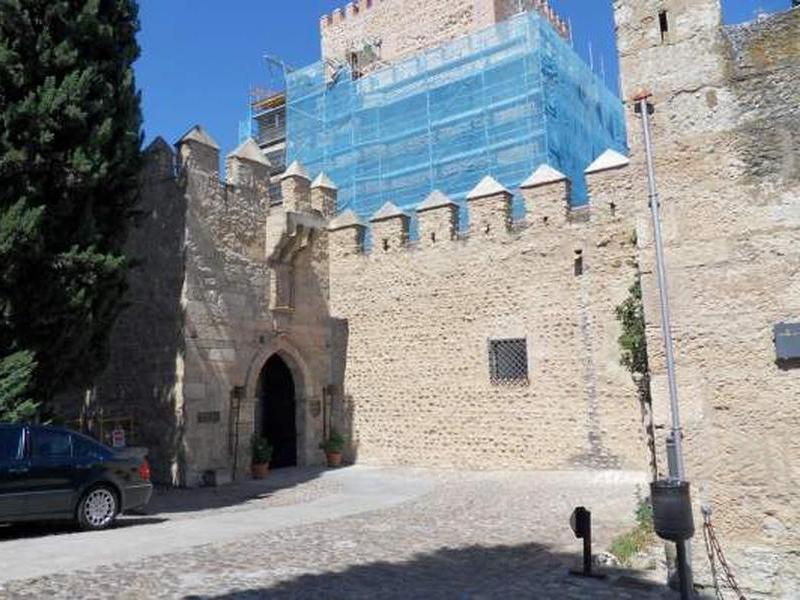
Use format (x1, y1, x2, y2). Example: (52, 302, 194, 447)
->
(50, 138, 189, 485)
(192, 542, 674, 600)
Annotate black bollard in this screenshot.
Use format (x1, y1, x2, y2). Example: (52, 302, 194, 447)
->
(569, 507, 606, 579)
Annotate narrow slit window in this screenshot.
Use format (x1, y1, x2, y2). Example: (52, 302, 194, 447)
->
(659, 10, 669, 43)
(574, 250, 584, 277)
(349, 52, 362, 80)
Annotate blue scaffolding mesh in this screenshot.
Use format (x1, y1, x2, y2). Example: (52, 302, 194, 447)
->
(285, 11, 627, 222)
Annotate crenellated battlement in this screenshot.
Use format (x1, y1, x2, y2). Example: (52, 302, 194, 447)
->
(320, 0, 569, 66)
(319, 0, 370, 29)
(320, 0, 569, 39)
(174, 126, 276, 263)
(176, 125, 273, 192)
(322, 148, 631, 260)
(170, 126, 632, 266)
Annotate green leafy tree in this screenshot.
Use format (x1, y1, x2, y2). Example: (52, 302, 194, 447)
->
(0, 0, 142, 407)
(616, 278, 649, 376)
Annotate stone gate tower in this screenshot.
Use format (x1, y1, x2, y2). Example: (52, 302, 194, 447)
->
(613, 0, 800, 594)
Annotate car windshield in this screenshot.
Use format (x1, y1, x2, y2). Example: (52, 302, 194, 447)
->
(0, 427, 23, 461)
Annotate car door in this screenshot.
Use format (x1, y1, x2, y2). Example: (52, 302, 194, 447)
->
(26, 427, 76, 517)
(0, 425, 29, 519)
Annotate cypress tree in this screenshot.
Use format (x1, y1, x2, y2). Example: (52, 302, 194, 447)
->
(0, 351, 38, 421)
(0, 0, 142, 412)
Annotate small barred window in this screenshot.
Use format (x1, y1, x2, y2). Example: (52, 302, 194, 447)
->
(488, 338, 529, 385)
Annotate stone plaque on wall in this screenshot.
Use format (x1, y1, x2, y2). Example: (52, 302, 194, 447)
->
(197, 411, 221, 424)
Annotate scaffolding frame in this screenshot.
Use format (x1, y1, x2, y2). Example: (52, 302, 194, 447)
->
(286, 11, 626, 221)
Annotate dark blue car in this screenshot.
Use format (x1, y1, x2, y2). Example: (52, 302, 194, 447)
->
(0, 424, 152, 530)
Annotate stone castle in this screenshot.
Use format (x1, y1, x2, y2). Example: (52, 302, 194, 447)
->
(72, 0, 798, 595)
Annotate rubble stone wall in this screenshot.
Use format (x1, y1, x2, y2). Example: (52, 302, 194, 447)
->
(615, 1, 800, 594)
(327, 173, 649, 471)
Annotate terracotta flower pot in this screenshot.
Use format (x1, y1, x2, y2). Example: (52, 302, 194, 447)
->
(326, 452, 343, 467)
(252, 462, 270, 479)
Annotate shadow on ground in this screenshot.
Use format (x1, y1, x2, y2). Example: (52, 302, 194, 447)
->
(147, 466, 331, 516)
(191, 542, 675, 599)
(0, 466, 332, 541)
(0, 516, 167, 542)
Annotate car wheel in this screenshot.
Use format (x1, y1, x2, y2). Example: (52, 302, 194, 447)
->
(77, 485, 118, 531)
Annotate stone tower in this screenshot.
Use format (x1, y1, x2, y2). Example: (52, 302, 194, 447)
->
(614, 0, 727, 147)
(613, 0, 800, 595)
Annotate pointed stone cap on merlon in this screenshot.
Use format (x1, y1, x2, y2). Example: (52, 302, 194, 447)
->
(227, 138, 271, 166)
(328, 209, 366, 231)
(370, 201, 409, 222)
(520, 164, 567, 188)
(466, 176, 511, 201)
(145, 136, 174, 156)
(417, 190, 458, 212)
(143, 137, 175, 178)
(311, 172, 338, 190)
(281, 160, 310, 181)
(177, 125, 220, 150)
(585, 149, 630, 174)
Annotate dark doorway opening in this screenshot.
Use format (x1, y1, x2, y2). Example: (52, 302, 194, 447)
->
(259, 354, 297, 468)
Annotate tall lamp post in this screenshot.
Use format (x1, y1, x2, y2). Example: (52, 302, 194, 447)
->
(633, 90, 694, 599)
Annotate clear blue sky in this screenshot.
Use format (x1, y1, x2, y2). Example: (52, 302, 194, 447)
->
(134, 0, 793, 156)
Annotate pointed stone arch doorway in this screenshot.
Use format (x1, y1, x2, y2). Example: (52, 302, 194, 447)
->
(257, 354, 298, 469)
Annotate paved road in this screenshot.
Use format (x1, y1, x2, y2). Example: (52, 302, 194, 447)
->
(0, 467, 678, 598)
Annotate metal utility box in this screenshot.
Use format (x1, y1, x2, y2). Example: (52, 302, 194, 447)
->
(774, 323, 800, 361)
(651, 480, 694, 542)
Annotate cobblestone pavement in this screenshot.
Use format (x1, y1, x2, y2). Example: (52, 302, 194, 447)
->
(0, 468, 681, 599)
(147, 468, 344, 515)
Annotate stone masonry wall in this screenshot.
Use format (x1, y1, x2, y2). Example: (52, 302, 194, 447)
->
(178, 137, 273, 486)
(90, 131, 337, 487)
(327, 170, 649, 472)
(77, 139, 187, 484)
(615, 1, 800, 595)
(319, 0, 568, 66)
(176, 138, 336, 486)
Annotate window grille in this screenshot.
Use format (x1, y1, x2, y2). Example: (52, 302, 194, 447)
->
(488, 338, 529, 385)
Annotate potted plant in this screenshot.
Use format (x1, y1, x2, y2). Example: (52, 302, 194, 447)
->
(251, 435, 273, 479)
(320, 429, 346, 467)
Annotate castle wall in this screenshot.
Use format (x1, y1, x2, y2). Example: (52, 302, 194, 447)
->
(81, 139, 187, 484)
(87, 132, 337, 486)
(178, 140, 273, 485)
(176, 143, 335, 486)
(86, 12, 797, 596)
(615, 2, 800, 594)
(319, 0, 568, 66)
(327, 173, 649, 471)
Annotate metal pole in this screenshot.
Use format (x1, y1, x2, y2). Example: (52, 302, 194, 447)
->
(675, 535, 693, 599)
(635, 92, 693, 598)
(636, 94, 686, 481)
(583, 513, 593, 576)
